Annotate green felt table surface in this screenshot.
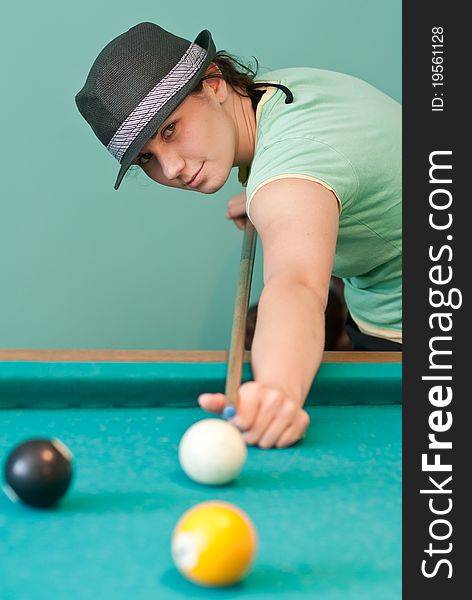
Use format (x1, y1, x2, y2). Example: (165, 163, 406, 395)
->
(0, 405, 401, 600)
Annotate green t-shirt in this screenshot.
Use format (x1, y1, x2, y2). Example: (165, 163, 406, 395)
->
(239, 67, 402, 343)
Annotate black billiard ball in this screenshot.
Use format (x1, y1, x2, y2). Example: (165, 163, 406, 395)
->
(3, 438, 73, 508)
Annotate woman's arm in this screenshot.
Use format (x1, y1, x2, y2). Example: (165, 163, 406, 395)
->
(199, 177, 340, 447)
(250, 276, 326, 413)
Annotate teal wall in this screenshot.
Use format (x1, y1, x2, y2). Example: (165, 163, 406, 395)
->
(0, 1, 401, 350)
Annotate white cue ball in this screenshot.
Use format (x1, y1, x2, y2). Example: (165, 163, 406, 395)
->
(178, 418, 247, 485)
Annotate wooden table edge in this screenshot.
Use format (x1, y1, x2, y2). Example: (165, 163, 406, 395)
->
(0, 349, 402, 363)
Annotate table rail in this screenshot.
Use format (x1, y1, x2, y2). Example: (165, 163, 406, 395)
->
(0, 349, 402, 363)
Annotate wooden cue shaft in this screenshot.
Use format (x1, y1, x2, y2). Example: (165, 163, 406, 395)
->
(224, 220, 258, 406)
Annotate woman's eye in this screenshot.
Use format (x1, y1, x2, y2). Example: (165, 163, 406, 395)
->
(163, 123, 176, 139)
(137, 123, 175, 165)
(138, 153, 153, 165)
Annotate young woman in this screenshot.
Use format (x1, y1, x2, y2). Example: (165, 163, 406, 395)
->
(76, 22, 402, 448)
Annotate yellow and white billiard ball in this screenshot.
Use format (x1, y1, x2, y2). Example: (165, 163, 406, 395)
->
(171, 501, 257, 587)
(178, 419, 247, 485)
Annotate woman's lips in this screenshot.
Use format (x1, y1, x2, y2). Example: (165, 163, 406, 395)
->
(188, 164, 204, 188)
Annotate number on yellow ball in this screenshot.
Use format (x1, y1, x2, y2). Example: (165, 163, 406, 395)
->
(171, 501, 257, 587)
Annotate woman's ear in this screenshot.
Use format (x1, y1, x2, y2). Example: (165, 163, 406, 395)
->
(201, 64, 227, 99)
(204, 62, 222, 77)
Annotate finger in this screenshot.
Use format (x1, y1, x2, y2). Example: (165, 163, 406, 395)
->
(230, 381, 263, 431)
(198, 393, 226, 414)
(256, 400, 299, 448)
(235, 217, 247, 230)
(227, 192, 246, 213)
(226, 213, 245, 229)
(227, 204, 246, 218)
(243, 389, 283, 446)
(227, 200, 247, 218)
(275, 410, 311, 448)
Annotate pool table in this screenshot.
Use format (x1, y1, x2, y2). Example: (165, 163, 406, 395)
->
(0, 350, 402, 600)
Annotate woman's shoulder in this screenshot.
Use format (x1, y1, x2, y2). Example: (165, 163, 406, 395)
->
(256, 67, 400, 110)
(255, 66, 376, 86)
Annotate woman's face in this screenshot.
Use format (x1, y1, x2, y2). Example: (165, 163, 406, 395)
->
(132, 78, 239, 194)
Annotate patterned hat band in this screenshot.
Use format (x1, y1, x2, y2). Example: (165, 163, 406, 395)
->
(107, 43, 207, 162)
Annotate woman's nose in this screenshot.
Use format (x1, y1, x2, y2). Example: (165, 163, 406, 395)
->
(160, 153, 185, 181)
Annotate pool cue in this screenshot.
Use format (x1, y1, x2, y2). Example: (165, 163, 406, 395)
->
(222, 220, 258, 419)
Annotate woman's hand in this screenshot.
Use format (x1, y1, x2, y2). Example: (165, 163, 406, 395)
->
(226, 191, 248, 230)
(198, 381, 310, 449)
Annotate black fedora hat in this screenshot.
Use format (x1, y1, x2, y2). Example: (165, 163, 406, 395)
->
(75, 22, 216, 190)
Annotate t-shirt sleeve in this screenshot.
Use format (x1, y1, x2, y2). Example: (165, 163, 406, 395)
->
(245, 137, 359, 222)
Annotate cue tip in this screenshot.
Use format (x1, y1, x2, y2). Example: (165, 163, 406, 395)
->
(222, 405, 237, 420)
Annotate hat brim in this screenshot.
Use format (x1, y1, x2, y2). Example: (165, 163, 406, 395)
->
(113, 29, 216, 190)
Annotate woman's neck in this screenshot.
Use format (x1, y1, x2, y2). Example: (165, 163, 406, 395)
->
(230, 87, 257, 167)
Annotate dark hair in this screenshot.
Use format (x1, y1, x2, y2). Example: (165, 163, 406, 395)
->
(190, 51, 260, 98)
